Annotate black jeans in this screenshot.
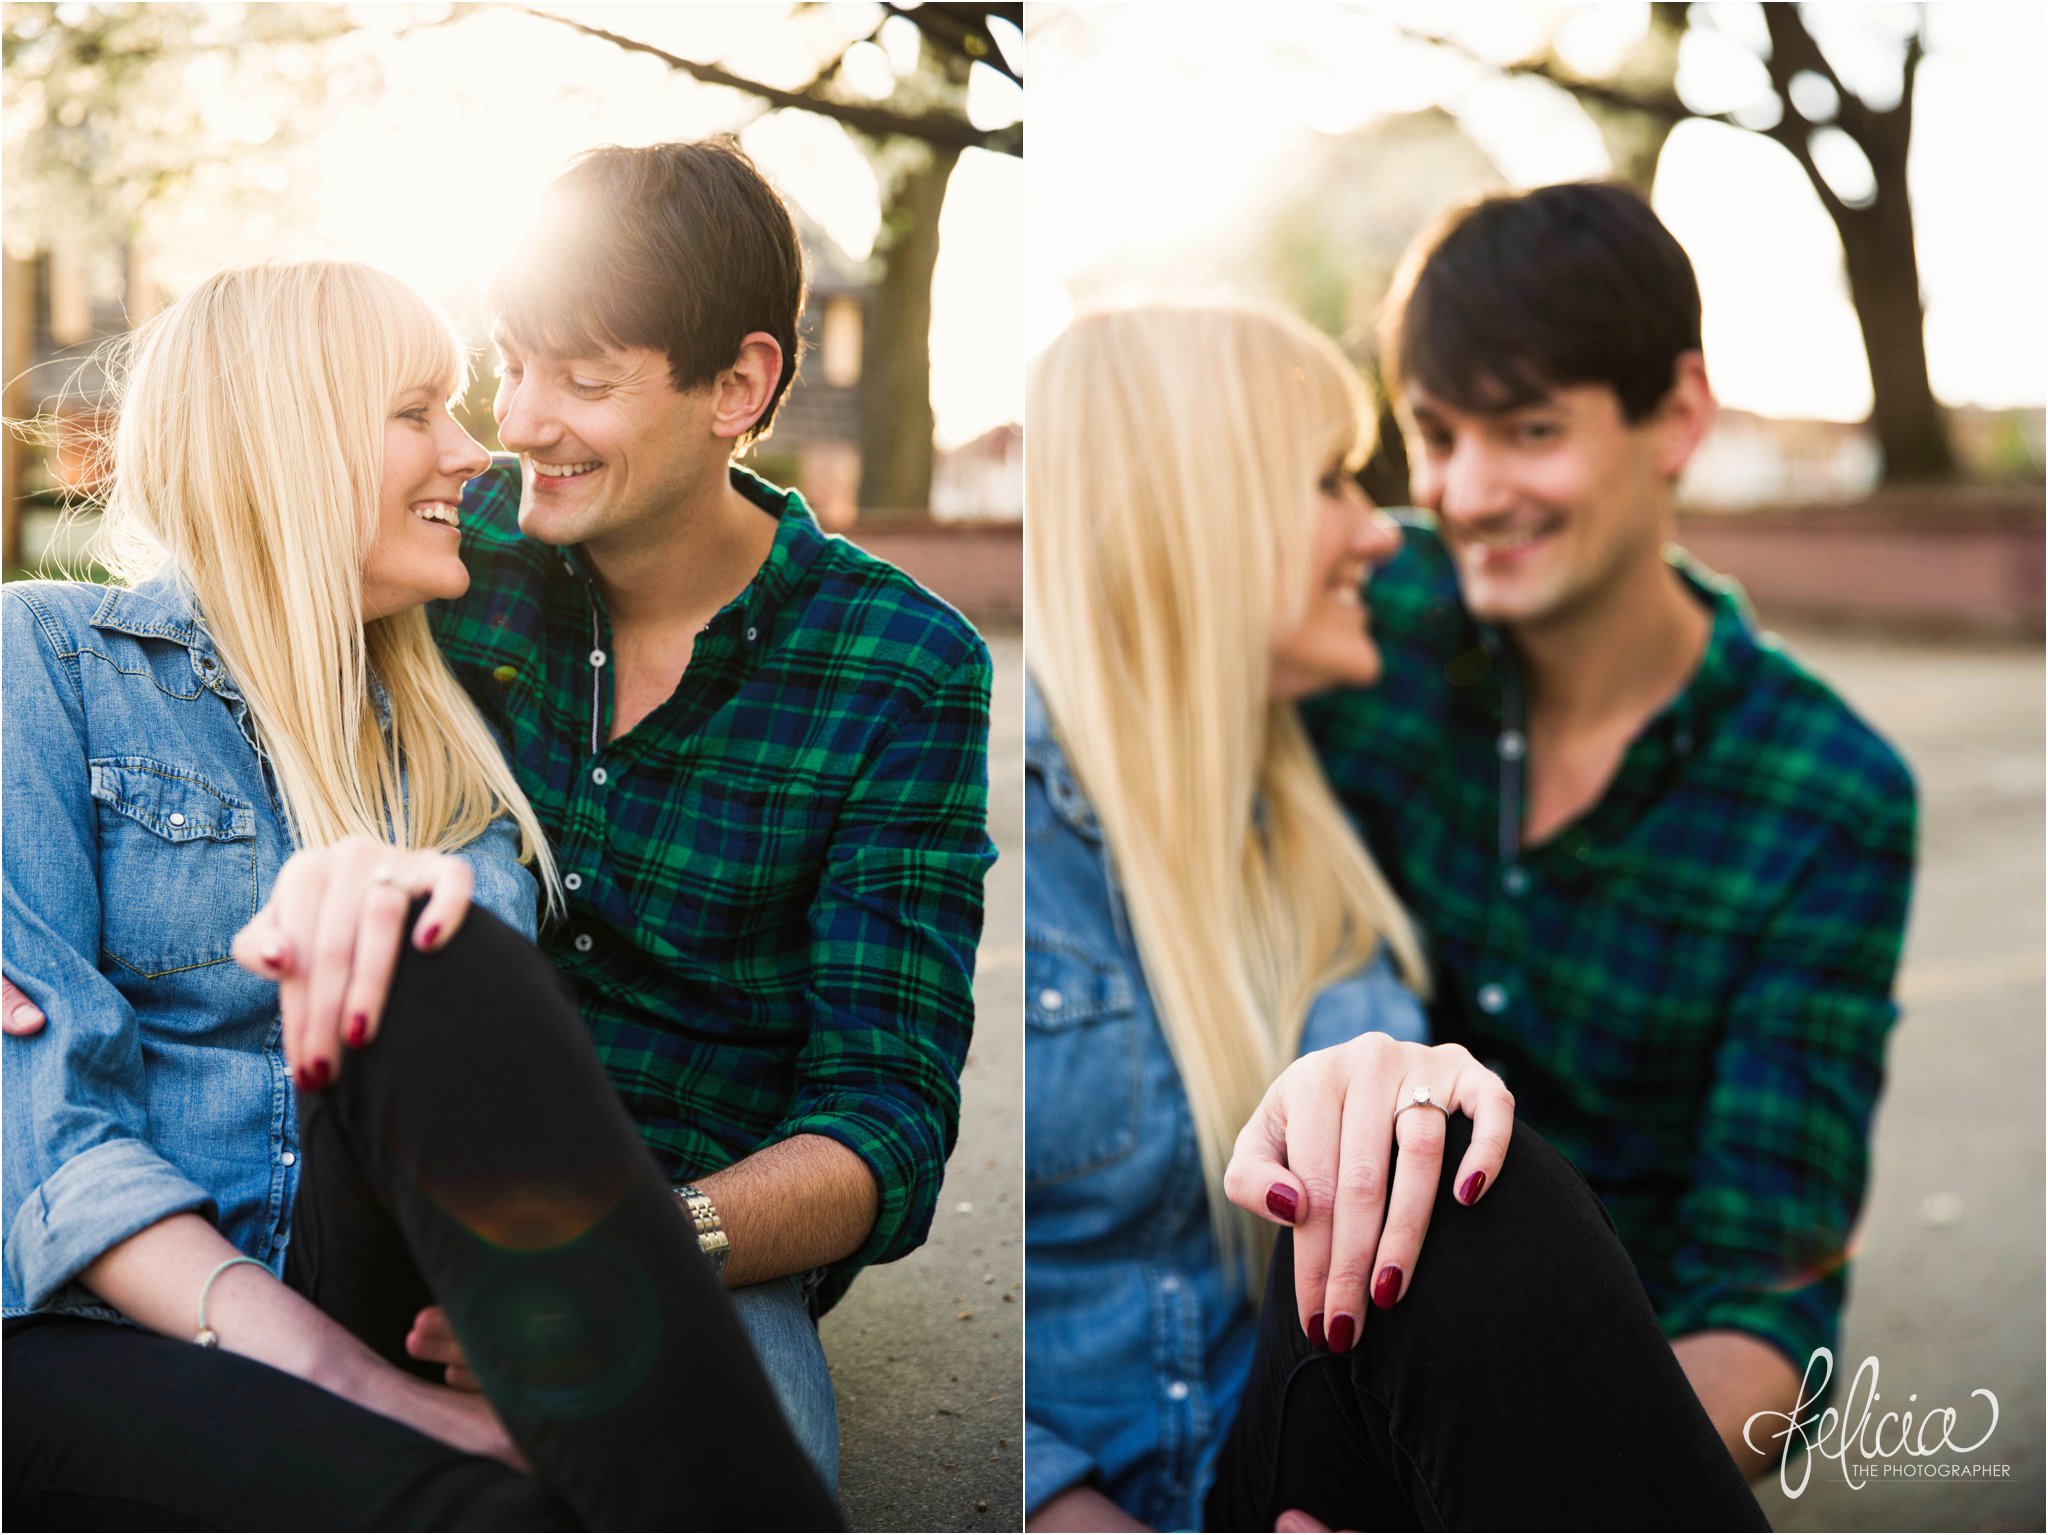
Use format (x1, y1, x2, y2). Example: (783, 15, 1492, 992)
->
(1203, 1118, 1771, 1533)
(4, 907, 840, 1532)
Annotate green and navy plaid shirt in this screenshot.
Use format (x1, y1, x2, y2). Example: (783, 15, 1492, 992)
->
(432, 458, 995, 1309)
(1303, 517, 1916, 1373)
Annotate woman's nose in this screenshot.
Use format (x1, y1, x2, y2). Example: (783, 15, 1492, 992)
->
(1355, 506, 1402, 561)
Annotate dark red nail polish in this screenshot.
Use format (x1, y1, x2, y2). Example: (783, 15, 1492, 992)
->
(419, 924, 440, 949)
(1327, 1313, 1357, 1355)
(1372, 1265, 1403, 1310)
(346, 1014, 368, 1049)
(310, 1058, 332, 1091)
(1307, 1312, 1326, 1349)
(1460, 1169, 1487, 1205)
(1266, 1183, 1299, 1224)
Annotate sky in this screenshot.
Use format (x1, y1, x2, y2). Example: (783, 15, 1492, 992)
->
(141, 2, 1024, 450)
(1026, 2, 2045, 422)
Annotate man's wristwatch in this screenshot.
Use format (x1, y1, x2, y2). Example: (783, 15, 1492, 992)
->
(672, 1183, 730, 1281)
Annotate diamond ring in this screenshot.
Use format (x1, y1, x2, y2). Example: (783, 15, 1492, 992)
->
(1394, 1084, 1451, 1129)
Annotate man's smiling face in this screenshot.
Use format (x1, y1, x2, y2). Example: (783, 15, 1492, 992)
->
(1402, 380, 1672, 630)
(490, 327, 724, 552)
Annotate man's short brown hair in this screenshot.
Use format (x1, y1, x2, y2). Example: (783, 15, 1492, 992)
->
(1381, 180, 1703, 425)
(490, 138, 808, 444)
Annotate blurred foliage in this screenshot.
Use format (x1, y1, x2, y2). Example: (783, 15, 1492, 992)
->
(2, 2, 369, 275)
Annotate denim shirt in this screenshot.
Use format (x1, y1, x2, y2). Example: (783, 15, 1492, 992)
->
(1024, 679, 1427, 1530)
(2, 576, 537, 1322)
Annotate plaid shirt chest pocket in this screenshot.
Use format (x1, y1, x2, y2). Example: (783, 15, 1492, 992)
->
(88, 758, 259, 978)
(640, 766, 835, 935)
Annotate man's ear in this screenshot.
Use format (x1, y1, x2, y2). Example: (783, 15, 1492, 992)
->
(1653, 352, 1715, 479)
(710, 332, 784, 443)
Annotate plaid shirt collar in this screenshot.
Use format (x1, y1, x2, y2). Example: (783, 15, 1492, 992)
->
(544, 464, 828, 650)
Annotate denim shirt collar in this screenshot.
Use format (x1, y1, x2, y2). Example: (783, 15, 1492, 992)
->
(92, 569, 393, 726)
(1024, 673, 1102, 844)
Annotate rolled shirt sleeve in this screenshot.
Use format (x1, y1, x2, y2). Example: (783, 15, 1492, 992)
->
(451, 811, 541, 943)
(3, 591, 216, 1310)
(771, 640, 997, 1270)
(1662, 772, 1917, 1372)
(1026, 1416, 1102, 1517)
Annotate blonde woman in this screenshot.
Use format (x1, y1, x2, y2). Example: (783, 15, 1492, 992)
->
(2, 261, 835, 1529)
(1023, 304, 1766, 1531)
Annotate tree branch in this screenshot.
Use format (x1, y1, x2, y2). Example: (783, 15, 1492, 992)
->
(885, 3, 1023, 88)
(1399, 27, 1736, 130)
(1759, 4, 1874, 146)
(502, 3, 1021, 156)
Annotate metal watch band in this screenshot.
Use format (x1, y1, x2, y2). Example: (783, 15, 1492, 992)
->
(672, 1182, 730, 1280)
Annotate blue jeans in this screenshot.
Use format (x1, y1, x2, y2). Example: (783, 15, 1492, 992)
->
(731, 1273, 841, 1493)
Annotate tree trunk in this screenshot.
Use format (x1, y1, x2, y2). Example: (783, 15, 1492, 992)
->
(857, 138, 961, 519)
(1835, 193, 1954, 482)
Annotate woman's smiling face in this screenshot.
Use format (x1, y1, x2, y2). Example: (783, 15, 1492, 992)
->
(359, 386, 491, 622)
(1267, 467, 1404, 703)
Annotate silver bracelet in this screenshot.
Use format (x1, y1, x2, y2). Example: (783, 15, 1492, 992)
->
(672, 1183, 730, 1281)
(195, 1255, 269, 1347)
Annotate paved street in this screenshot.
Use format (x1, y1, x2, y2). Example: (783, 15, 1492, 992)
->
(1748, 624, 2044, 1533)
(824, 623, 1024, 1533)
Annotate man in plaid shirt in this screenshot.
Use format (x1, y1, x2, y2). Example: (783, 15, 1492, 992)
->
(0, 139, 995, 1486)
(429, 142, 991, 1481)
(1303, 183, 1916, 1479)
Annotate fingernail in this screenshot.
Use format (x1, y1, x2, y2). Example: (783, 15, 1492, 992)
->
(1460, 1169, 1487, 1205)
(11, 1004, 41, 1027)
(309, 1058, 332, 1091)
(1307, 1311, 1325, 1350)
(258, 939, 283, 967)
(345, 1014, 368, 1049)
(1265, 1183, 1299, 1224)
(1372, 1265, 1403, 1310)
(419, 923, 440, 949)
(1327, 1313, 1356, 1355)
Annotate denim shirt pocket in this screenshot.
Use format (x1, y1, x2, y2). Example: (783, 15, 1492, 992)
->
(1025, 939, 1142, 1187)
(88, 757, 259, 977)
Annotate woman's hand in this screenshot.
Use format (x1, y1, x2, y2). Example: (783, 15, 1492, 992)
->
(230, 837, 474, 1091)
(1224, 1033, 1512, 1353)
(381, 1372, 530, 1474)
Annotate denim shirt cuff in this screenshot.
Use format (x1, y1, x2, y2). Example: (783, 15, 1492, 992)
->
(7, 1139, 217, 1310)
(1025, 1418, 1100, 1516)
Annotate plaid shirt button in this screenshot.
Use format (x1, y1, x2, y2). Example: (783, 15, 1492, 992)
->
(1476, 982, 1509, 1015)
(564, 873, 583, 891)
(591, 767, 607, 786)
(574, 934, 593, 953)
(1501, 865, 1529, 896)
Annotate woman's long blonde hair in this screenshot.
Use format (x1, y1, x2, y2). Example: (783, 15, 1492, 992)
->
(90, 260, 559, 905)
(1026, 302, 1427, 1282)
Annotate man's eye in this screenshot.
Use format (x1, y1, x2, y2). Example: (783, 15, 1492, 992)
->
(1518, 420, 1561, 444)
(568, 378, 608, 395)
(496, 365, 523, 384)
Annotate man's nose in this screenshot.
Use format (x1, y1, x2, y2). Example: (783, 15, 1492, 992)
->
(1436, 440, 1514, 524)
(493, 379, 554, 451)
